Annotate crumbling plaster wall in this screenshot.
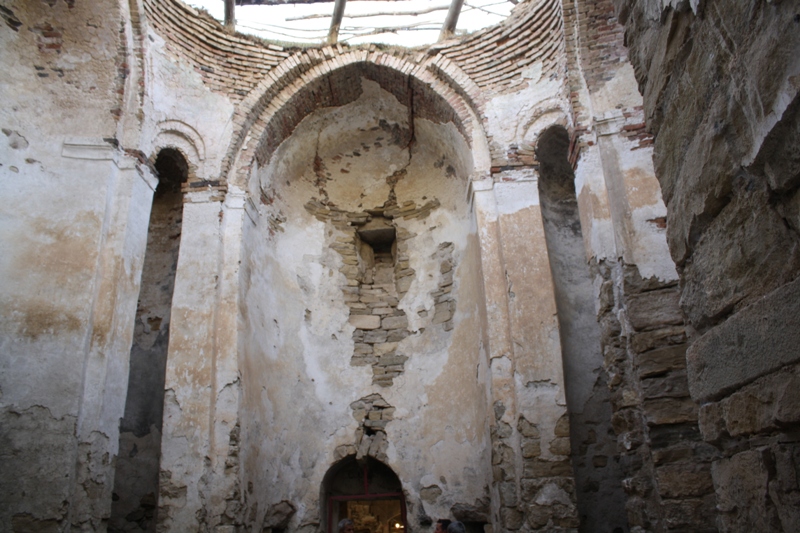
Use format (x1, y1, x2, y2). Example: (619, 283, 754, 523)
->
(615, 0, 800, 531)
(238, 78, 492, 532)
(0, 0, 160, 530)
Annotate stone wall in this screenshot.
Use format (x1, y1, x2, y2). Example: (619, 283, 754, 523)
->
(615, 0, 800, 531)
(0, 1, 160, 530)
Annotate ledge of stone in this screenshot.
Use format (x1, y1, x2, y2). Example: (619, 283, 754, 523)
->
(687, 275, 800, 402)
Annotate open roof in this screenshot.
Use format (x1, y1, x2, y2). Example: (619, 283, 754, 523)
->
(185, 0, 516, 47)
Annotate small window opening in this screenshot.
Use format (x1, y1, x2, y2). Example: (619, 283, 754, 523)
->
(357, 216, 396, 285)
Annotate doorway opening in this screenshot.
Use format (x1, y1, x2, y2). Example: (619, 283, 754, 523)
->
(322, 456, 406, 533)
(109, 147, 187, 532)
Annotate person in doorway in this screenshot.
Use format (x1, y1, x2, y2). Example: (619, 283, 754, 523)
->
(447, 521, 466, 533)
(435, 519, 452, 533)
(338, 518, 355, 533)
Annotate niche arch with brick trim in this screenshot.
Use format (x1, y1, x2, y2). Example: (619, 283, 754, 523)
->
(151, 120, 207, 180)
(223, 53, 492, 188)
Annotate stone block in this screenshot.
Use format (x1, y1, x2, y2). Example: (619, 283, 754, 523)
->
(500, 507, 524, 530)
(377, 354, 407, 367)
(386, 329, 409, 342)
(354, 343, 373, 355)
(681, 180, 800, 328)
(636, 344, 687, 378)
(373, 342, 398, 356)
(712, 449, 772, 532)
(522, 458, 573, 478)
(687, 276, 800, 402)
(521, 439, 541, 458)
(660, 495, 717, 531)
(396, 276, 413, 293)
(656, 463, 713, 499)
(349, 315, 380, 330)
(381, 315, 408, 330)
(698, 401, 726, 442)
(625, 289, 684, 331)
(432, 300, 454, 324)
(630, 325, 687, 353)
(643, 397, 698, 426)
(363, 330, 388, 344)
(554, 414, 570, 437)
(420, 485, 442, 503)
(641, 370, 690, 399)
(648, 423, 701, 450)
(548, 437, 570, 456)
(518, 417, 540, 438)
(499, 481, 517, 506)
(722, 364, 800, 437)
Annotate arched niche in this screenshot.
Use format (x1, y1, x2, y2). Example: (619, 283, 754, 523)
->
(321, 456, 406, 533)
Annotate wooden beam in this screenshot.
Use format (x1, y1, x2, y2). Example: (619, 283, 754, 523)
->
(438, 0, 464, 41)
(236, 0, 407, 5)
(327, 0, 347, 44)
(224, 0, 235, 30)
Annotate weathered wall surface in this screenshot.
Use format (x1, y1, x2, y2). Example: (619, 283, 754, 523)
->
(616, 0, 800, 531)
(0, 1, 158, 530)
(238, 78, 492, 532)
(562, 0, 717, 531)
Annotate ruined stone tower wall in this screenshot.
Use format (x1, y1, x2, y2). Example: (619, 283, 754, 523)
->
(561, 0, 718, 530)
(616, 1, 800, 531)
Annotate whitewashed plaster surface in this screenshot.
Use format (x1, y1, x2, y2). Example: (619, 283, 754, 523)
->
(238, 79, 492, 529)
(142, 29, 235, 178)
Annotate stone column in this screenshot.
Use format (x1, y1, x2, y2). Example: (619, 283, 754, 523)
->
(473, 173, 578, 531)
(206, 186, 247, 528)
(158, 188, 224, 530)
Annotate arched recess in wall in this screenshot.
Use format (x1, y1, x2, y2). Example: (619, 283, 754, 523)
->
(535, 125, 628, 532)
(152, 121, 205, 179)
(320, 456, 406, 533)
(110, 147, 188, 532)
(222, 53, 492, 189)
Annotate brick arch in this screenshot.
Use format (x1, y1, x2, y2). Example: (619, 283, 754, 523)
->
(151, 120, 206, 181)
(222, 49, 490, 188)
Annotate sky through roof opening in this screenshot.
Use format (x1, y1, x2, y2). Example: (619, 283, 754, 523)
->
(185, 0, 516, 47)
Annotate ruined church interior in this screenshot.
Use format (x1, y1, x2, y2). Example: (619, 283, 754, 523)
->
(1, 0, 799, 532)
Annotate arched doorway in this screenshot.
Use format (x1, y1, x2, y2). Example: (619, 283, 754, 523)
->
(321, 456, 407, 533)
(110, 147, 187, 532)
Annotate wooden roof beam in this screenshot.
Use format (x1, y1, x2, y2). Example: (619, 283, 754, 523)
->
(327, 0, 346, 43)
(225, 0, 235, 30)
(438, 0, 464, 41)
(235, 0, 407, 5)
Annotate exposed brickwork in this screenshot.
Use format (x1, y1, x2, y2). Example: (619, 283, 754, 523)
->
(440, 0, 564, 94)
(143, 0, 289, 101)
(142, 0, 571, 187)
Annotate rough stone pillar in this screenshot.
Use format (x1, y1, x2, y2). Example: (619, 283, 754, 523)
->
(158, 188, 224, 530)
(473, 175, 578, 531)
